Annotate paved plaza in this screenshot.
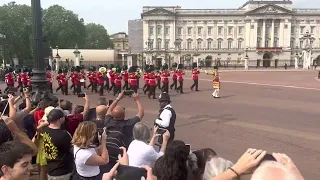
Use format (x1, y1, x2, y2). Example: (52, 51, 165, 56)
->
(8, 70, 319, 180)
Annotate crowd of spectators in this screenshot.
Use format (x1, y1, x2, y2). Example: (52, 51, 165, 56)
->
(0, 89, 305, 180)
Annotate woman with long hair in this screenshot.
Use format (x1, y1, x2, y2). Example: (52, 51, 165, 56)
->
(72, 121, 109, 179)
(153, 140, 190, 180)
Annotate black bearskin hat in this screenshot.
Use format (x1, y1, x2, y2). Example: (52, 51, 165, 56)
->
(58, 68, 63, 74)
(75, 66, 81, 73)
(214, 65, 218, 70)
(46, 65, 51, 71)
(178, 64, 183, 69)
(70, 66, 75, 72)
(15, 68, 21, 73)
(172, 63, 178, 68)
(123, 65, 128, 71)
(22, 66, 28, 73)
(63, 67, 68, 73)
(109, 64, 115, 70)
(192, 62, 197, 69)
(162, 63, 168, 70)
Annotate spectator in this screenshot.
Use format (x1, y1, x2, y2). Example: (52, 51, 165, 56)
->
(87, 97, 108, 121)
(42, 109, 73, 180)
(0, 141, 34, 180)
(33, 99, 49, 126)
(72, 121, 109, 179)
(153, 140, 190, 180)
(202, 157, 233, 180)
(92, 105, 108, 146)
(128, 123, 170, 168)
(154, 92, 176, 144)
(64, 95, 90, 136)
(192, 148, 217, 179)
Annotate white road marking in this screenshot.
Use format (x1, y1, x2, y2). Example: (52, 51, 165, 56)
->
(185, 78, 320, 91)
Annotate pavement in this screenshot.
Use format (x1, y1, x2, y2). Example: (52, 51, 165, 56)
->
(10, 70, 320, 180)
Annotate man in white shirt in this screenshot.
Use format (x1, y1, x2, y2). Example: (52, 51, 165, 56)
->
(154, 92, 176, 144)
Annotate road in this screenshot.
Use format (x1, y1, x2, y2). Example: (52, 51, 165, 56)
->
(8, 70, 319, 179)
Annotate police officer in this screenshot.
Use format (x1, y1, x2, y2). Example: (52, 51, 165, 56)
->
(154, 92, 176, 144)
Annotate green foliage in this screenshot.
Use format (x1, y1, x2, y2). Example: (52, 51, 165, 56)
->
(85, 23, 113, 49)
(0, 3, 112, 66)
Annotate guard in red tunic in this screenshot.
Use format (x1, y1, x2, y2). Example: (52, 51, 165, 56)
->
(69, 67, 75, 91)
(121, 65, 129, 90)
(190, 63, 200, 91)
(21, 67, 29, 88)
(170, 64, 178, 90)
(87, 66, 94, 90)
(104, 65, 110, 91)
(142, 71, 149, 92)
(4, 67, 15, 93)
(56, 68, 63, 93)
(80, 68, 87, 89)
(176, 65, 184, 94)
(15, 68, 22, 92)
(72, 66, 81, 95)
(148, 70, 157, 99)
(129, 68, 138, 93)
(46, 66, 53, 93)
(114, 67, 122, 96)
(161, 67, 169, 93)
(60, 68, 69, 95)
(108, 65, 115, 93)
(155, 70, 161, 89)
(96, 67, 105, 96)
(26, 70, 32, 91)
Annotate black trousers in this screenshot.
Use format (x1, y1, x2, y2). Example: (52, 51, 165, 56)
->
(142, 83, 147, 91)
(148, 85, 156, 99)
(114, 85, 121, 96)
(122, 81, 129, 90)
(130, 85, 137, 93)
(177, 81, 183, 93)
(137, 78, 140, 88)
(91, 82, 97, 93)
(157, 80, 161, 89)
(74, 84, 81, 95)
(144, 84, 150, 94)
(109, 83, 115, 92)
(62, 84, 68, 95)
(56, 83, 62, 92)
(105, 79, 110, 90)
(87, 82, 92, 89)
(48, 84, 53, 93)
(170, 79, 177, 90)
(162, 82, 169, 93)
(98, 83, 104, 96)
(190, 80, 199, 91)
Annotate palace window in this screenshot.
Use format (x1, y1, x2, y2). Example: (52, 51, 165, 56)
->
(265, 39, 269, 48)
(257, 27, 261, 35)
(238, 39, 243, 49)
(274, 26, 278, 36)
(177, 27, 182, 35)
(149, 39, 154, 50)
(257, 38, 261, 48)
(290, 39, 294, 48)
(218, 27, 223, 35)
(228, 39, 233, 49)
(208, 27, 212, 35)
(165, 40, 170, 50)
(187, 40, 192, 50)
(274, 38, 279, 47)
(300, 26, 304, 34)
(228, 27, 233, 35)
(157, 26, 162, 35)
(157, 39, 162, 50)
(207, 39, 212, 49)
(149, 27, 154, 35)
(291, 26, 295, 35)
(165, 27, 170, 35)
(238, 27, 243, 35)
(197, 39, 202, 49)
(300, 40, 303, 48)
(311, 26, 315, 34)
(188, 27, 192, 35)
(198, 27, 202, 35)
(218, 39, 223, 49)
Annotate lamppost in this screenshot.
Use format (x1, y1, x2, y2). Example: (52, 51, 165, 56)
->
(244, 46, 249, 70)
(295, 45, 299, 69)
(55, 46, 61, 72)
(48, 46, 53, 69)
(302, 30, 312, 69)
(30, 0, 57, 104)
(0, 33, 6, 68)
(193, 48, 200, 68)
(80, 54, 84, 67)
(73, 44, 81, 67)
(145, 38, 152, 65)
(174, 39, 181, 64)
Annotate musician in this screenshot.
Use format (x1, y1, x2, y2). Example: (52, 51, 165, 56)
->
(129, 68, 138, 93)
(15, 68, 22, 92)
(27, 69, 33, 91)
(108, 66, 115, 93)
(170, 65, 177, 90)
(155, 70, 161, 90)
(143, 68, 150, 95)
(4, 67, 15, 93)
(87, 66, 94, 90)
(80, 68, 87, 89)
(56, 68, 63, 93)
(104, 65, 110, 91)
(190, 63, 200, 91)
(46, 66, 53, 93)
(205, 66, 220, 98)
(114, 67, 122, 96)
(21, 67, 29, 88)
(60, 68, 69, 95)
(96, 67, 105, 96)
(148, 70, 157, 99)
(161, 67, 170, 93)
(122, 65, 129, 90)
(69, 67, 75, 90)
(136, 69, 141, 89)
(176, 65, 184, 94)
(72, 66, 82, 95)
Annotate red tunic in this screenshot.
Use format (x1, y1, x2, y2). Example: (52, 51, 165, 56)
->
(109, 71, 115, 84)
(17, 74, 22, 83)
(155, 73, 161, 81)
(192, 69, 200, 80)
(122, 70, 129, 82)
(72, 73, 80, 85)
(177, 70, 183, 82)
(161, 72, 169, 83)
(21, 73, 28, 84)
(90, 72, 97, 83)
(114, 74, 122, 86)
(129, 74, 137, 86)
(96, 72, 104, 84)
(148, 73, 157, 86)
(5, 73, 14, 85)
(60, 74, 68, 85)
(171, 71, 177, 80)
(27, 78, 31, 86)
(46, 72, 52, 85)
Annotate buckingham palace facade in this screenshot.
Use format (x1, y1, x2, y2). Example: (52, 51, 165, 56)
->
(140, 0, 320, 68)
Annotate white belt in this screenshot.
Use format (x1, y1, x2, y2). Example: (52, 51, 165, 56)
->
(80, 79, 85, 82)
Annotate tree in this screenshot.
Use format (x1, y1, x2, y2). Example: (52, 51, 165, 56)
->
(0, 2, 33, 64)
(84, 23, 113, 49)
(42, 5, 86, 49)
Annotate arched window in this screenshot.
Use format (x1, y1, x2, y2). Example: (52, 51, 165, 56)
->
(217, 39, 223, 49)
(274, 38, 279, 47)
(157, 38, 162, 50)
(227, 39, 233, 49)
(197, 38, 203, 49)
(238, 38, 243, 49)
(187, 38, 192, 50)
(207, 38, 213, 50)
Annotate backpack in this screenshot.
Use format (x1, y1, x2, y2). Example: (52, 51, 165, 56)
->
(105, 122, 128, 162)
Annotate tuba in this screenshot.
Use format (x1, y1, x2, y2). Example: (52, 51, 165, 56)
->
(99, 67, 107, 73)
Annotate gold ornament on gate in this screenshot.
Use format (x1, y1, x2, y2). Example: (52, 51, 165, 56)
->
(99, 67, 107, 73)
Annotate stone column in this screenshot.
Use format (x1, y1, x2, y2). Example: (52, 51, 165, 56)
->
(262, 20, 266, 47)
(73, 45, 81, 67)
(244, 56, 249, 70)
(121, 54, 125, 65)
(55, 56, 60, 72)
(48, 56, 53, 69)
(127, 54, 133, 69)
(270, 19, 274, 47)
(294, 56, 298, 69)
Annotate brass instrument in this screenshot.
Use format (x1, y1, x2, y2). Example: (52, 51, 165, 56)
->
(99, 67, 107, 73)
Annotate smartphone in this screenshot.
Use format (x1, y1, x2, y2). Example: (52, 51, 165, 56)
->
(185, 144, 191, 152)
(123, 90, 133, 96)
(157, 128, 167, 135)
(77, 93, 85, 97)
(117, 165, 147, 180)
(261, 154, 277, 162)
(108, 100, 113, 105)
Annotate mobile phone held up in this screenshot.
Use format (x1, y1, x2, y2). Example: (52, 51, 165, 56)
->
(123, 90, 134, 96)
(78, 93, 85, 97)
(185, 144, 191, 152)
(108, 100, 113, 105)
(157, 128, 167, 135)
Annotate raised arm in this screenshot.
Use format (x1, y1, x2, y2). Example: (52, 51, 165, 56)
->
(132, 93, 144, 120)
(107, 92, 124, 115)
(81, 94, 90, 120)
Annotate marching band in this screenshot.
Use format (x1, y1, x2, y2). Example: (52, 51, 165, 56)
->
(3, 62, 221, 99)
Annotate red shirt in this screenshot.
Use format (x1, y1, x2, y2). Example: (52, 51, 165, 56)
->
(5, 73, 14, 85)
(17, 74, 22, 83)
(161, 72, 169, 83)
(27, 78, 31, 86)
(122, 71, 129, 81)
(114, 74, 122, 86)
(156, 74, 161, 81)
(109, 71, 115, 83)
(96, 72, 104, 84)
(148, 73, 157, 86)
(46, 72, 52, 85)
(129, 74, 137, 86)
(72, 74, 80, 85)
(171, 71, 177, 79)
(65, 114, 84, 136)
(89, 72, 97, 83)
(21, 73, 29, 84)
(177, 70, 183, 81)
(34, 109, 45, 126)
(192, 69, 200, 80)
(60, 73, 68, 85)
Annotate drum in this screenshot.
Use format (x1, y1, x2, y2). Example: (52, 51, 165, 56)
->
(213, 81, 220, 89)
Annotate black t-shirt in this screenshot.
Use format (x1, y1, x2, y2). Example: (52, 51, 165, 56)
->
(42, 127, 73, 176)
(87, 108, 97, 121)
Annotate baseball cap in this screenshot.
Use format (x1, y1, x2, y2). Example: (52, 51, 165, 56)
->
(47, 109, 65, 123)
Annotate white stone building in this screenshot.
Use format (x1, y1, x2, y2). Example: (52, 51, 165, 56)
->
(141, 0, 320, 68)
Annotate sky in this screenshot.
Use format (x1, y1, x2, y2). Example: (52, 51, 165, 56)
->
(1, 0, 318, 35)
